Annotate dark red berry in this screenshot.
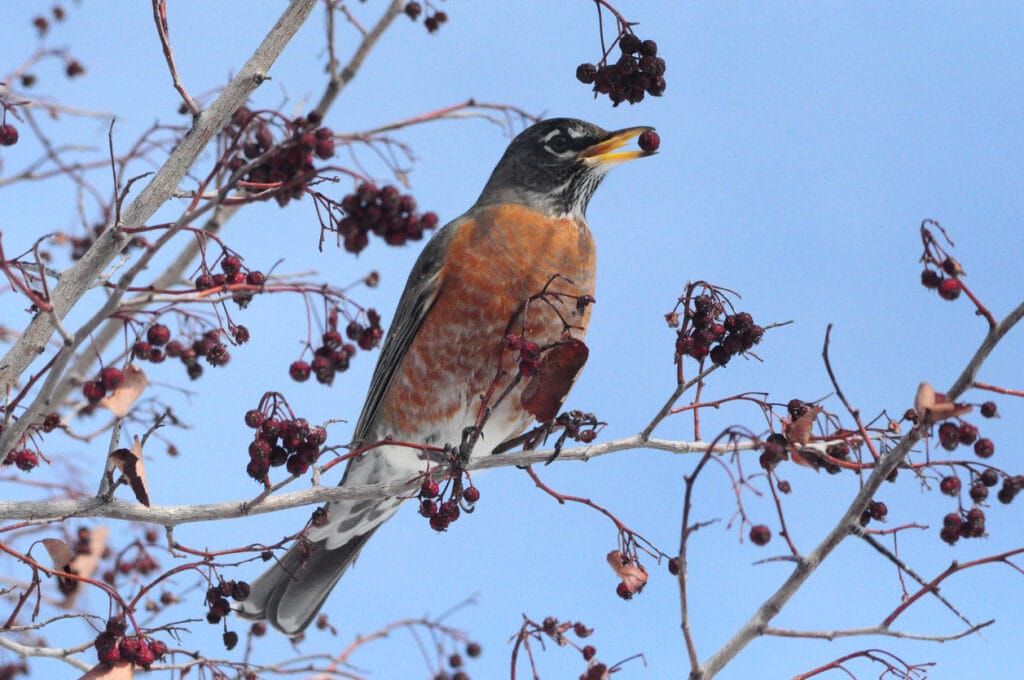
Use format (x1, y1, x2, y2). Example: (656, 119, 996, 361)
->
(973, 438, 995, 458)
(146, 324, 171, 346)
(466, 642, 482, 658)
(980, 401, 998, 418)
(619, 33, 642, 54)
(749, 524, 771, 546)
(223, 631, 239, 650)
(980, 469, 1000, 487)
(957, 422, 978, 445)
(66, 60, 85, 77)
(0, 124, 19, 146)
(289, 360, 311, 382)
(404, 2, 422, 19)
(463, 486, 480, 503)
(937, 278, 962, 300)
(939, 525, 960, 545)
(969, 483, 988, 502)
(920, 269, 942, 289)
(868, 500, 888, 521)
(100, 366, 124, 391)
(667, 557, 680, 575)
(576, 63, 597, 84)
(132, 341, 152, 360)
(582, 645, 597, 661)
(615, 582, 633, 600)
(939, 475, 961, 496)
(638, 130, 660, 152)
(13, 449, 38, 471)
(83, 380, 106, 403)
(937, 422, 959, 451)
(420, 480, 439, 497)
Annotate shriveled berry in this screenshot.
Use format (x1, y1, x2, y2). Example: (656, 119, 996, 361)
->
(980, 401, 998, 418)
(619, 33, 642, 54)
(749, 524, 771, 546)
(868, 500, 888, 521)
(969, 483, 988, 502)
(576, 63, 597, 84)
(667, 557, 680, 575)
(223, 630, 239, 650)
(937, 278, 962, 300)
(582, 644, 597, 661)
(920, 269, 942, 289)
(638, 130, 660, 152)
(939, 525, 960, 545)
(463, 486, 480, 503)
(939, 475, 961, 496)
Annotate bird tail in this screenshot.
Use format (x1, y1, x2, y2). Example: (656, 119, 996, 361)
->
(237, 524, 379, 636)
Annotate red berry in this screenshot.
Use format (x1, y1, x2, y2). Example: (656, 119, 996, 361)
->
(957, 422, 978, 445)
(576, 63, 597, 84)
(973, 438, 995, 458)
(14, 449, 38, 471)
(466, 642, 482, 658)
(223, 630, 239, 650)
(615, 582, 633, 600)
(939, 525, 960, 545)
(749, 524, 771, 546)
(146, 324, 171, 346)
(83, 380, 106, 403)
(939, 475, 961, 496)
(638, 130, 660, 152)
(980, 469, 1000, 487)
(221, 254, 242, 275)
(289, 360, 311, 382)
(980, 401, 998, 418)
(66, 60, 85, 77)
(969, 483, 988, 502)
(421, 480, 440, 498)
(937, 278, 962, 300)
(868, 500, 888, 521)
(132, 341, 152, 360)
(147, 639, 168, 660)
(463, 486, 480, 503)
(937, 422, 959, 451)
(244, 409, 264, 428)
(100, 366, 124, 391)
(0, 124, 19, 146)
(582, 645, 597, 661)
(429, 513, 449, 531)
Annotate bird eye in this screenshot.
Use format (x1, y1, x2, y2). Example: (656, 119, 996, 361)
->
(546, 133, 570, 154)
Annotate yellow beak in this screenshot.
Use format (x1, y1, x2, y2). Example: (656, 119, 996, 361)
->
(579, 126, 656, 164)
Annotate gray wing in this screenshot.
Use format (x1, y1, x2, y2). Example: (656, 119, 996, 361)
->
(346, 215, 465, 453)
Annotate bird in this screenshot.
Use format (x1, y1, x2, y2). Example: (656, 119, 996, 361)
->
(238, 118, 655, 635)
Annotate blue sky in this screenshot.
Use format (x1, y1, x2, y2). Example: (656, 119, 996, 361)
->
(2, 2, 1023, 678)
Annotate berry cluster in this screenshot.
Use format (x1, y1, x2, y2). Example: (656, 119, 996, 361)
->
(0, 662, 27, 678)
(291, 309, 380, 385)
(576, 32, 666, 106)
(195, 251, 268, 309)
(31, 5, 68, 36)
(205, 579, 250, 629)
(859, 499, 888, 527)
(338, 182, 439, 254)
(417, 476, 480, 532)
(102, 547, 160, 585)
(503, 333, 542, 377)
(673, 295, 764, 366)
(243, 403, 327, 485)
(404, 3, 448, 32)
(93, 619, 167, 668)
(225, 108, 335, 208)
(920, 258, 965, 301)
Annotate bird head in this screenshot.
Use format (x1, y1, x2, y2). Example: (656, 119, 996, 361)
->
(475, 118, 656, 220)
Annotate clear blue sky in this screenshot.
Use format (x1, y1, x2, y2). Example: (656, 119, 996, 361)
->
(2, 2, 1023, 678)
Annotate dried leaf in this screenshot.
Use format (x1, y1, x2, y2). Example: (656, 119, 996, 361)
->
(786, 405, 823, 448)
(606, 550, 649, 594)
(108, 437, 150, 507)
(914, 382, 972, 424)
(521, 338, 589, 422)
(99, 364, 148, 418)
(62, 525, 109, 607)
(41, 538, 74, 570)
(79, 660, 133, 680)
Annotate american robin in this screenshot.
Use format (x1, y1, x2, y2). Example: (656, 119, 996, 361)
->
(239, 118, 655, 634)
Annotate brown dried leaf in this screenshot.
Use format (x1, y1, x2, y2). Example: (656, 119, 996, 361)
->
(521, 338, 589, 422)
(108, 437, 150, 507)
(914, 382, 973, 424)
(62, 525, 109, 607)
(79, 660, 133, 680)
(41, 538, 73, 570)
(99, 364, 148, 418)
(787, 405, 824, 448)
(605, 550, 649, 594)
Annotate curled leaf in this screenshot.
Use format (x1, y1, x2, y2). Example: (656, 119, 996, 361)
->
(606, 550, 648, 595)
(100, 364, 148, 418)
(521, 337, 589, 422)
(108, 437, 150, 507)
(62, 525, 109, 607)
(914, 382, 972, 424)
(41, 538, 74, 571)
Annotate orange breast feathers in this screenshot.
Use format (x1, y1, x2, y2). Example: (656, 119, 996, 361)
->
(377, 204, 597, 438)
